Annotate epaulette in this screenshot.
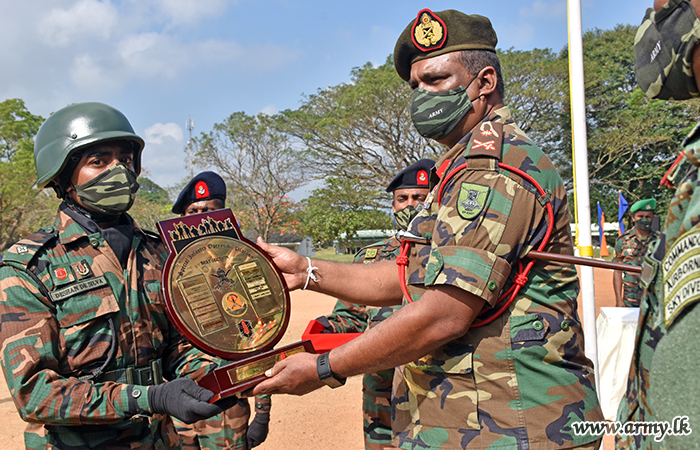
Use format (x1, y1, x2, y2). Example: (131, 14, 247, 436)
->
(2, 226, 59, 269)
(464, 121, 504, 160)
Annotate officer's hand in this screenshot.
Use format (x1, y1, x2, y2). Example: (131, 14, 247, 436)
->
(256, 237, 308, 290)
(246, 412, 270, 448)
(253, 352, 323, 396)
(148, 378, 238, 424)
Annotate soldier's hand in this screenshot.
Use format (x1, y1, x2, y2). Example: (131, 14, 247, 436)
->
(256, 237, 309, 290)
(253, 352, 323, 396)
(246, 412, 270, 448)
(148, 378, 238, 424)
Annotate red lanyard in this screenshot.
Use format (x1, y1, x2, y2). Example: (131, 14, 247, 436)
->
(397, 161, 555, 327)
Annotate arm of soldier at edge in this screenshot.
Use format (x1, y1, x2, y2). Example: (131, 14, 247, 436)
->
(613, 269, 624, 307)
(257, 238, 403, 307)
(252, 284, 484, 396)
(0, 268, 152, 424)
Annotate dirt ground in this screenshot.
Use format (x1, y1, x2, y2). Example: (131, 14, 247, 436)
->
(0, 267, 619, 449)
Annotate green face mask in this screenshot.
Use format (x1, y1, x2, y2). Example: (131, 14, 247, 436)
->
(410, 76, 480, 140)
(74, 163, 139, 215)
(393, 205, 418, 231)
(635, 218, 653, 232)
(634, 0, 700, 100)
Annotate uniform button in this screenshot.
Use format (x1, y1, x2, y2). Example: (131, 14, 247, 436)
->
(44, 226, 56, 233)
(561, 321, 569, 331)
(464, 367, 473, 374)
(89, 238, 100, 248)
(132, 388, 141, 398)
(487, 280, 497, 291)
(533, 320, 544, 331)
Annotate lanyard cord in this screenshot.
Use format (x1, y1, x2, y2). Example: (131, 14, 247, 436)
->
(396, 161, 555, 327)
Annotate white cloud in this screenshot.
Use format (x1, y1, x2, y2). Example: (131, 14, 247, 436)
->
(154, 0, 231, 28)
(260, 105, 278, 116)
(38, 0, 119, 47)
(140, 123, 188, 188)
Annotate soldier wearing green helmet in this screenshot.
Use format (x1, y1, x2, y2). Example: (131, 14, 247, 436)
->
(0, 102, 236, 450)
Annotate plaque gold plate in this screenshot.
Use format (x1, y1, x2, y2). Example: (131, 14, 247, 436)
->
(158, 209, 313, 398)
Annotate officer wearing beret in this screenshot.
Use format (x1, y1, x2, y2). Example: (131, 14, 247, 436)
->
(0, 102, 236, 449)
(172, 171, 272, 450)
(172, 171, 227, 216)
(253, 9, 602, 450)
(613, 198, 659, 307)
(317, 159, 433, 450)
(616, 1, 700, 448)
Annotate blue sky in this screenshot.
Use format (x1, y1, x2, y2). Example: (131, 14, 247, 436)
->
(0, 0, 650, 195)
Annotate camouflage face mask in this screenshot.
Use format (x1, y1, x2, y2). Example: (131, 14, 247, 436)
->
(394, 205, 418, 231)
(410, 75, 480, 140)
(74, 163, 140, 215)
(634, 0, 700, 100)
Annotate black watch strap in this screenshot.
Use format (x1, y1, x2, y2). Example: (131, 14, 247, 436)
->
(317, 352, 346, 388)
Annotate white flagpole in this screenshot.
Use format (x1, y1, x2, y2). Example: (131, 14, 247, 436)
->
(567, 0, 600, 391)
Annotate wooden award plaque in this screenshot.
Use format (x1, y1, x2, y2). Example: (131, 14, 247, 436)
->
(157, 209, 313, 400)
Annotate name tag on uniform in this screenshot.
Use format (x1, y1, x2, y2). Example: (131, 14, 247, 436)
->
(663, 228, 700, 327)
(49, 275, 108, 302)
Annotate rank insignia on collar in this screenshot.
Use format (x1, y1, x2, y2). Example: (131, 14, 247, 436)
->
(457, 182, 490, 220)
(54, 268, 68, 281)
(16, 246, 28, 254)
(412, 9, 447, 52)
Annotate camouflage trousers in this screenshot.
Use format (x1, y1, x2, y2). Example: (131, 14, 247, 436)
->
(364, 368, 396, 450)
(175, 398, 251, 450)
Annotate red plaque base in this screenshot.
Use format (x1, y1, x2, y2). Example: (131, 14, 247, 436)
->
(198, 340, 315, 402)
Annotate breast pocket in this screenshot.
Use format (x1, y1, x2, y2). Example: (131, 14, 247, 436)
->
(52, 277, 120, 374)
(401, 339, 479, 430)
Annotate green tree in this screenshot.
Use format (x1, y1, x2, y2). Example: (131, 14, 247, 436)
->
(192, 112, 305, 241)
(0, 99, 52, 252)
(283, 57, 442, 190)
(300, 177, 392, 245)
(129, 177, 173, 231)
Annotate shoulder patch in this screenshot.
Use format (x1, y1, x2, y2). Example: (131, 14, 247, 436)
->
(2, 228, 58, 268)
(457, 183, 490, 220)
(663, 228, 700, 327)
(465, 121, 503, 160)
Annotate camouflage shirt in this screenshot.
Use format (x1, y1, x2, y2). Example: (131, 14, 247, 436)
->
(614, 227, 659, 307)
(0, 203, 221, 450)
(396, 107, 603, 449)
(616, 123, 700, 450)
(322, 237, 401, 450)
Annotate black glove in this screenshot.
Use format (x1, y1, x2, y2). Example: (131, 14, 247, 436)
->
(246, 412, 270, 448)
(148, 378, 237, 424)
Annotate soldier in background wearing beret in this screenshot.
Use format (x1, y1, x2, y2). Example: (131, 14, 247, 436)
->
(316, 159, 433, 450)
(172, 171, 272, 450)
(252, 8, 603, 450)
(616, 1, 700, 448)
(613, 198, 659, 307)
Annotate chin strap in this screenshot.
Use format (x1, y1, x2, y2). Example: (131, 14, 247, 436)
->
(396, 161, 555, 328)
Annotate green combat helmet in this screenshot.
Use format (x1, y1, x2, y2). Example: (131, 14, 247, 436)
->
(33, 102, 145, 190)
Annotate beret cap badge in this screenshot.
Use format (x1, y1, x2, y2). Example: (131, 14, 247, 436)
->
(412, 9, 447, 52)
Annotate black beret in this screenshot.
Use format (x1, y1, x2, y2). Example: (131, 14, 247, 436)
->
(172, 171, 226, 214)
(386, 159, 435, 193)
(394, 9, 498, 81)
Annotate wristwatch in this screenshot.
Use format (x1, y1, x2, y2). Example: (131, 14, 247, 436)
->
(316, 352, 346, 388)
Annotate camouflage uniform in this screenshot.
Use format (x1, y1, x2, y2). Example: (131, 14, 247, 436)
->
(321, 236, 402, 450)
(396, 106, 603, 449)
(614, 227, 660, 307)
(615, 124, 700, 450)
(0, 203, 222, 449)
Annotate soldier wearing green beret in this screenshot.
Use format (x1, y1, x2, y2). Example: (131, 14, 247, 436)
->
(252, 9, 603, 450)
(0, 102, 237, 449)
(613, 198, 660, 307)
(616, 1, 700, 449)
